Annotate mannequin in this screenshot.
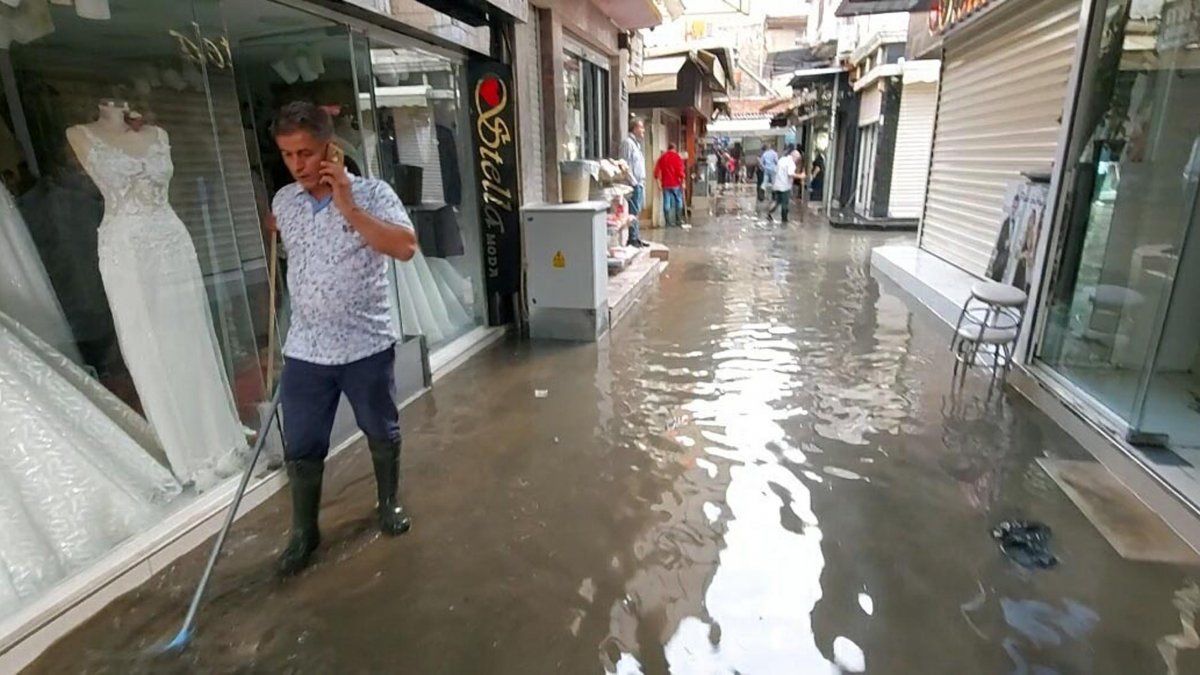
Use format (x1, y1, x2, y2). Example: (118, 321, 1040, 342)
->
(66, 100, 248, 490)
(65, 100, 158, 161)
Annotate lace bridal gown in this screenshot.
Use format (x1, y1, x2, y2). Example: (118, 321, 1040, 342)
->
(0, 310, 181, 615)
(74, 124, 247, 490)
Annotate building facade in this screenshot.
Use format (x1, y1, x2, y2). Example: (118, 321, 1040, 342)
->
(879, 0, 1200, 531)
(0, 0, 662, 667)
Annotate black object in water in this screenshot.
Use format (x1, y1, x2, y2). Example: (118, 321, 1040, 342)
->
(992, 520, 1058, 569)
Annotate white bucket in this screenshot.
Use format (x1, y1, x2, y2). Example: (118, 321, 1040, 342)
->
(560, 161, 593, 203)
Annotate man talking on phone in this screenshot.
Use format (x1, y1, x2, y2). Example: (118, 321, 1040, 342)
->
(269, 101, 418, 576)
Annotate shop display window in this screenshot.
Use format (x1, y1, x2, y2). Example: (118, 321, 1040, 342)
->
(1038, 0, 1200, 464)
(563, 49, 610, 161)
(0, 0, 488, 623)
(364, 42, 486, 349)
(0, 0, 269, 619)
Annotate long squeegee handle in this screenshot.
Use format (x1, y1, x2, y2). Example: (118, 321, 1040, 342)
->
(168, 384, 284, 647)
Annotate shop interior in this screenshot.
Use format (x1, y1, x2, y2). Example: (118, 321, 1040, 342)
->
(227, 0, 485, 350)
(0, 0, 482, 620)
(1039, 0, 1200, 472)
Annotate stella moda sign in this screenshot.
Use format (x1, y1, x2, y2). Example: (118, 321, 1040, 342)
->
(468, 59, 522, 325)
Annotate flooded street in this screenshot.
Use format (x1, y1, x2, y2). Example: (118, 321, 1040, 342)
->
(30, 192, 1200, 674)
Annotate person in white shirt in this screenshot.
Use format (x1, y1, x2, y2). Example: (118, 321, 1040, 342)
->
(619, 117, 648, 247)
(767, 149, 804, 223)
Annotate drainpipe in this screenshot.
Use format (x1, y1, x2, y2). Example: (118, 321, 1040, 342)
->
(826, 72, 840, 218)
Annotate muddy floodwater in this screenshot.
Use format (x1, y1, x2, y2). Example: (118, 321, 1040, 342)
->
(29, 192, 1200, 674)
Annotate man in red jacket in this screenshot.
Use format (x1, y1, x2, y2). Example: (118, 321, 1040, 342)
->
(654, 143, 686, 227)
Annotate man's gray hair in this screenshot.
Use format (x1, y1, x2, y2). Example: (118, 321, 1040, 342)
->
(629, 116, 644, 132)
(270, 101, 334, 141)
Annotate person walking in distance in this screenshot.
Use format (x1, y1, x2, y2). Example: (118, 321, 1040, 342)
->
(619, 117, 649, 247)
(766, 149, 805, 224)
(758, 142, 778, 203)
(655, 142, 686, 227)
(269, 101, 419, 576)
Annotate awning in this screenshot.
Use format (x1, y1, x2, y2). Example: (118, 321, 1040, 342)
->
(630, 56, 690, 94)
(590, 0, 663, 30)
(693, 49, 728, 91)
(341, 0, 532, 26)
(834, 0, 932, 17)
(787, 66, 845, 89)
(355, 0, 489, 26)
(631, 53, 730, 95)
(646, 40, 735, 82)
(852, 63, 901, 91)
(706, 117, 784, 135)
(851, 60, 940, 92)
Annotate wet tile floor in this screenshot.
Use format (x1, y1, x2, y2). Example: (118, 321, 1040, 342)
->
(29, 191, 1200, 674)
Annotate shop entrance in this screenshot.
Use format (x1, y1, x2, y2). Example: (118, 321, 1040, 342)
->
(1038, 0, 1200, 468)
(225, 0, 486, 355)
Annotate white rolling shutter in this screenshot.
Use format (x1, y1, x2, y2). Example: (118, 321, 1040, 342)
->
(889, 80, 938, 219)
(920, 0, 1081, 275)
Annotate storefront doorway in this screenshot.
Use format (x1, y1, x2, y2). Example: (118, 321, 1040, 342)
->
(1038, 0, 1200, 472)
(227, 0, 486, 353)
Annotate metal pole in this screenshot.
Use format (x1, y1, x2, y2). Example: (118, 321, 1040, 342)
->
(826, 72, 840, 218)
(154, 385, 283, 653)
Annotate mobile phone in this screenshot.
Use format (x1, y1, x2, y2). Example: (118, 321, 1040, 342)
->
(325, 142, 344, 167)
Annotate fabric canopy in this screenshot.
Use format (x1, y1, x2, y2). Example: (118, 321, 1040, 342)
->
(834, 0, 931, 17)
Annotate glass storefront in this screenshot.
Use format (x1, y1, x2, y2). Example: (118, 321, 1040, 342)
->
(233, 0, 485, 350)
(0, 0, 483, 622)
(362, 38, 487, 348)
(562, 42, 610, 161)
(1038, 0, 1200, 466)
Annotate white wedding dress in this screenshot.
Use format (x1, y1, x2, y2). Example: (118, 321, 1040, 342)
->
(0, 309, 181, 616)
(0, 182, 83, 364)
(75, 124, 247, 490)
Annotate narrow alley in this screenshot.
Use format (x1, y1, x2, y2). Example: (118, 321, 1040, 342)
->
(28, 193, 1200, 674)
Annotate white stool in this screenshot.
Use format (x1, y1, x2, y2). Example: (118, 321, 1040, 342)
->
(951, 282, 1028, 384)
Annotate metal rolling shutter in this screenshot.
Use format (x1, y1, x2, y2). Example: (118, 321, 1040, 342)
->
(920, 0, 1080, 274)
(889, 80, 938, 219)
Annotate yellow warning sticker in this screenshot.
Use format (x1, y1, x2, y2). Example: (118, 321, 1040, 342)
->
(552, 251, 566, 268)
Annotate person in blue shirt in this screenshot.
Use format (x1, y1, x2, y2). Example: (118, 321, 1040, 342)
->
(270, 101, 419, 576)
(759, 143, 779, 203)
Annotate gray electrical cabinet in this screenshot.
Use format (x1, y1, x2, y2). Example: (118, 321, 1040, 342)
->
(522, 201, 609, 341)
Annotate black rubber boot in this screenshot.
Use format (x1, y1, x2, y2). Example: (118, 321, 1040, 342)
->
(277, 459, 323, 576)
(368, 438, 412, 536)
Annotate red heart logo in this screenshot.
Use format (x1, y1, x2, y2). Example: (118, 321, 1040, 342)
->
(479, 76, 502, 108)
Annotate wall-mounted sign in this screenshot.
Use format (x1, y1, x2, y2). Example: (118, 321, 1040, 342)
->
(928, 0, 994, 34)
(169, 27, 232, 70)
(467, 58, 522, 326)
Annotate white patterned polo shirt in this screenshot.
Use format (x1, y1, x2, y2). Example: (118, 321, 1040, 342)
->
(272, 175, 412, 366)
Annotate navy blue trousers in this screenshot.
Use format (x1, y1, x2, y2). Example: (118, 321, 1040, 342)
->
(280, 346, 400, 461)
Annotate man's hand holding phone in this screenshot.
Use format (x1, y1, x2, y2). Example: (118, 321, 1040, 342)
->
(320, 142, 356, 216)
